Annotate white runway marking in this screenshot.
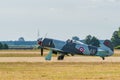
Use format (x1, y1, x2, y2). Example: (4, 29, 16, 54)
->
(0, 57, 120, 62)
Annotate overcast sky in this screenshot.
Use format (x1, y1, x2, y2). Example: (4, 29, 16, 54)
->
(0, 0, 120, 41)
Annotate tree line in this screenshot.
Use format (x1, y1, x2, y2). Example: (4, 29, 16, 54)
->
(0, 27, 119, 50)
(0, 42, 9, 49)
(73, 27, 120, 49)
(84, 35, 100, 47)
(72, 36, 100, 47)
(85, 27, 120, 49)
(111, 27, 120, 49)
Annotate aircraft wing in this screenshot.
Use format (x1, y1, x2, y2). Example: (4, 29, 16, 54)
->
(50, 48, 63, 52)
(98, 48, 105, 52)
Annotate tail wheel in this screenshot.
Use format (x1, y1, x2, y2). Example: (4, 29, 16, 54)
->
(102, 57, 105, 60)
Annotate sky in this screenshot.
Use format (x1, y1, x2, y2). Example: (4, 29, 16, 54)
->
(0, 0, 120, 41)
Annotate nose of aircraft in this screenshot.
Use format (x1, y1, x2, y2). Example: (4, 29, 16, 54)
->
(37, 38, 44, 56)
(37, 38, 43, 46)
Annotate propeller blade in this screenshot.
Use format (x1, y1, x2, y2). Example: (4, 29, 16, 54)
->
(41, 48, 43, 56)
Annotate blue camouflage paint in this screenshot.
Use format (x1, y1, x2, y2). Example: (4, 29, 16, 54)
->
(88, 46, 98, 56)
(38, 38, 114, 60)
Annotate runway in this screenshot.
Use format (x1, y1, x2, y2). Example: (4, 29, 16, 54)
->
(0, 57, 120, 62)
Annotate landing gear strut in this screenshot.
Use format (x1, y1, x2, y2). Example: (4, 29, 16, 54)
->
(102, 57, 105, 60)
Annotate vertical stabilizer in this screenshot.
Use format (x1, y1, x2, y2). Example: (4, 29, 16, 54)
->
(103, 40, 114, 52)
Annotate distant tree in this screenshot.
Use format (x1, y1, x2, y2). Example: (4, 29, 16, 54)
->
(85, 35, 100, 47)
(0, 42, 3, 49)
(0, 42, 9, 49)
(90, 36, 100, 47)
(3, 44, 9, 49)
(111, 27, 120, 47)
(18, 37, 25, 41)
(85, 35, 92, 45)
(72, 36, 80, 41)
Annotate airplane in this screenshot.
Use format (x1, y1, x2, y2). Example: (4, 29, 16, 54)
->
(37, 37, 114, 60)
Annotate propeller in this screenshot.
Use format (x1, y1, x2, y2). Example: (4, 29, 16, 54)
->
(37, 38, 44, 56)
(37, 33, 48, 56)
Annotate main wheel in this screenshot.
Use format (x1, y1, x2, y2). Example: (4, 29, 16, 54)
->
(58, 54, 65, 60)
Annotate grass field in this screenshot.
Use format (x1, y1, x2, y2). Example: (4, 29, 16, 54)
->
(0, 62, 120, 80)
(0, 49, 43, 57)
(0, 50, 120, 80)
(0, 49, 119, 57)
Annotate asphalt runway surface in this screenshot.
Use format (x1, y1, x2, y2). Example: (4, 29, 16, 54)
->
(0, 57, 120, 62)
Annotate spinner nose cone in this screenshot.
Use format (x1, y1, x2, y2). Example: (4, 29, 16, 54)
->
(38, 41, 42, 46)
(37, 38, 43, 46)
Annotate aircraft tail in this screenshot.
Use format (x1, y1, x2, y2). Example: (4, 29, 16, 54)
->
(100, 40, 114, 57)
(103, 40, 114, 52)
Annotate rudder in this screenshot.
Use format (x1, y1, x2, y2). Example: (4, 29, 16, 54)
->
(103, 40, 114, 52)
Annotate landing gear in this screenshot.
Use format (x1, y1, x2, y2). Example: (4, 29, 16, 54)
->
(45, 49, 52, 60)
(102, 57, 105, 60)
(58, 54, 65, 60)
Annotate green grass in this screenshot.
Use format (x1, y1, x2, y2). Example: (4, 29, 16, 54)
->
(0, 62, 120, 80)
